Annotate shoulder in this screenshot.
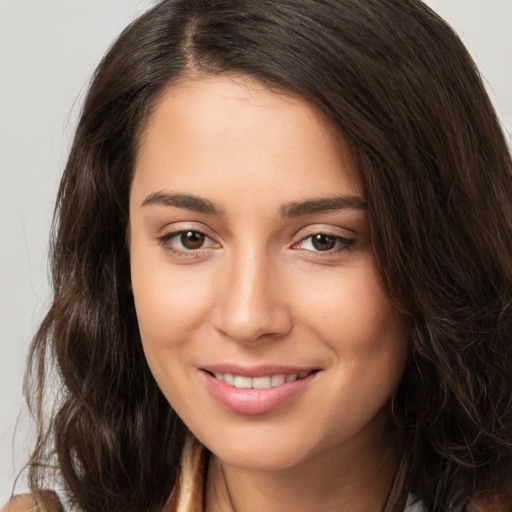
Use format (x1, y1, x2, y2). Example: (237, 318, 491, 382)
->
(2, 491, 63, 512)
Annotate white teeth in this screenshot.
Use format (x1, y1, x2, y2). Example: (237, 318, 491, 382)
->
(234, 376, 252, 389)
(271, 374, 286, 386)
(224, 374, 235, 386)
(252, 376, 272, 389)
(212, 371, 310, 388)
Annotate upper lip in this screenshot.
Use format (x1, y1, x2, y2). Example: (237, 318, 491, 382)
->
(200, 364, 319, 377)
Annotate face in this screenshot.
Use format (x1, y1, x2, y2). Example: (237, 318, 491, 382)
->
(129, 74, 407, 471)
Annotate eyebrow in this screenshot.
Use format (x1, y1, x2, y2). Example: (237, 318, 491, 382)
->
(141, 192, 224, 215)
(141, 192, 367, 217)
(280, 196, 367, 217)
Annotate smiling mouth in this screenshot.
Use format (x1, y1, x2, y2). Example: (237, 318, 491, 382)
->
(205, 370, 318, 389)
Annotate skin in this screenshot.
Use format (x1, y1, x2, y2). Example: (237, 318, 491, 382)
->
(129, 74, 408, 511)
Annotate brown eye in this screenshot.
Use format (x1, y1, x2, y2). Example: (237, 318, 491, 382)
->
(180, 231, 206, 249)
(311, 233, 336, 251)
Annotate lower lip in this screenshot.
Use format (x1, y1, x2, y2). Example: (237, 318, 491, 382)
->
(201, 371, 317, 415)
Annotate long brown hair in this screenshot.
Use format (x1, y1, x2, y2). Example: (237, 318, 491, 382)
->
(25, 1, 512, 510)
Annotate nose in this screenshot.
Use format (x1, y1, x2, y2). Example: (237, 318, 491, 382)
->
(212, 247, 293, 345)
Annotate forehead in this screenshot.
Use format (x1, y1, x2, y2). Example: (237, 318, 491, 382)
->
(132, 74, 362, 204)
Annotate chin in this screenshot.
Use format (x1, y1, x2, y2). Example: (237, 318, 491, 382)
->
(187, 402, 397, 473)
(210, 438, 313, 471)
(189, 416, 348, 472)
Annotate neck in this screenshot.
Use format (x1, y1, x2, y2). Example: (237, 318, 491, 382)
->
(205, 414, 403, 512)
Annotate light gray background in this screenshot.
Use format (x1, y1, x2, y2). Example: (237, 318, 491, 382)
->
(1, 0, 511, 502)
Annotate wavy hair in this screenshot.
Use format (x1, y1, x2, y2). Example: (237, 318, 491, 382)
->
(25, 0, 512, 510)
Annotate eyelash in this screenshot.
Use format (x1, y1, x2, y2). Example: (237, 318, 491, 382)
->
(157, 230, 356, 258)
(158, 230, 219, 258)
(293, 233, 356, 255)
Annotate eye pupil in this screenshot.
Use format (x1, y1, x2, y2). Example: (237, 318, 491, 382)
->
(180, 231, 205, 249)
(312, 233, 336, 251)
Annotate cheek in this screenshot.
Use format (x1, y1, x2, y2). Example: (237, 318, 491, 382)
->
(299, 264, 402, 349)
(130, 236, 212, 359)
(130, 250, 213, 409)
(301, 264, 408, 405)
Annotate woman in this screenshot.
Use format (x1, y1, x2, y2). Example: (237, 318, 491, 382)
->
(4, 0, 512, 510)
